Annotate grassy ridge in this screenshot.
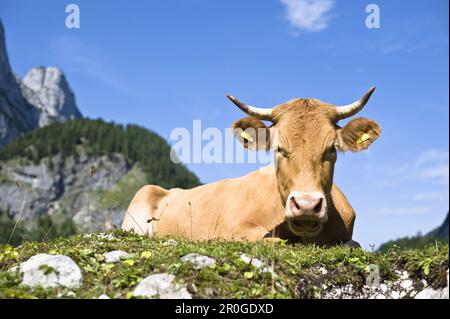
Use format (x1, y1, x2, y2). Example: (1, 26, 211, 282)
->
(0, 231, 448, 299)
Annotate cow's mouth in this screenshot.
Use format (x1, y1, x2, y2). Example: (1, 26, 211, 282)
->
(288, 219, 323, 237)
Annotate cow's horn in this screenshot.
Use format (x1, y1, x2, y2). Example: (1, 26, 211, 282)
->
(335, 86, 376, 120)
(227, 95, 273, 121)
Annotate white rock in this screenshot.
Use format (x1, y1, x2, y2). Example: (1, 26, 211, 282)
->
(318, 267, 328, 275)
(391, 291, 401, 299)
(98, 294, 110, 299)
(19, 254, 82, 289)
(400, 280, 413, 290)
(240, 253, 264, 269)
(380, 284, 388, 293)
(376, 294, 387, 299)
(180, 253, 215, 269)
(414, 287, 449, 299)
(415, 270, 449, 300)
(164, 239, 178, 246)
(97, 233, 115, 241)
(57, 291, 76, 298)
(103, 250, 130, 263)
(240, 253, 275, 274)
(133, 273, 191, 299)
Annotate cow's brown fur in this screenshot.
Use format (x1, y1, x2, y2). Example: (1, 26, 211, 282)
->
(122, 96, 381, 245)
(122, 169, 355, 244)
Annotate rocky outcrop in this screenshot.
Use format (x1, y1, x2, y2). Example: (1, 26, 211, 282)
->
(20, 67, 82, 127)
(0, 19, 82, 148)
(0, 152, 142, 232)
(0, 20, 39, 148)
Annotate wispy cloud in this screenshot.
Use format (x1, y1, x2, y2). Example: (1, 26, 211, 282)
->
(378, 42, 409, 55)
(50, 36, 134, 95)
(371, 35, 447, 56)
(417, 103, 449, 114)
(280, 0, 335, 33)
(366, 149, 448, 217)
(413, 191, 447, 201)
(365, 149, 449, 188)
(414, 150, 449, 184)
(415, 150, 449, 167)
(378, 206, 433, 216)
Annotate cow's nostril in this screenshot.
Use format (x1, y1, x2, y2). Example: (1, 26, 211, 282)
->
(290, 196, 300, 210)
(313, 198, 323, 214)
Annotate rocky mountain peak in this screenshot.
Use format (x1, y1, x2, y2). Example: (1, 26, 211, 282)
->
(20, 66, 82, 127)
(0, 19, 82, 146)
(0, 20, 39, 148)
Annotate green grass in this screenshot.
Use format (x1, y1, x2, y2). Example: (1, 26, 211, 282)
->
(0, 230, 448, 299)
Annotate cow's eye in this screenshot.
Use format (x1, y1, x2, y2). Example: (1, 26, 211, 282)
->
(277, 146, 289, 158)
(327, 145, 337, 158)
(323, 145, 336, 159)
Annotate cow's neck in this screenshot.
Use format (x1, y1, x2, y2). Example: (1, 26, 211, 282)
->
(244, 166, 289, 234)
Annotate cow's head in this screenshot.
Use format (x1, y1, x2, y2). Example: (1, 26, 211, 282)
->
(228, 87, 381, 237)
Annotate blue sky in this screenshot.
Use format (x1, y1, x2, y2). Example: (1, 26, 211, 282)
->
(1, 0, 448, 248)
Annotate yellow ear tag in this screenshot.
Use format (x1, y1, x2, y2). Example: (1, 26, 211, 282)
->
(356, 133, 370, 144)
(241, 131, 254, 142)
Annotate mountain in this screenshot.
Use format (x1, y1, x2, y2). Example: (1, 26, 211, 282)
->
(0, 20, 39, 147)
(427, 212, 449, 239)
(20, 66, 82, 127)
(378, 212, 449, 252)
(0, 19, 82, 148)
(0, 19, 200, 245)
(0, 119, 200, 244)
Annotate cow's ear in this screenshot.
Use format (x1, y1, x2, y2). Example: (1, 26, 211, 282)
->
(337, 117, 381, 152)
(232, 117, 271, 150)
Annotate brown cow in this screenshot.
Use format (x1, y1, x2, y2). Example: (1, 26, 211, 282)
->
(122, 87, 381, 246)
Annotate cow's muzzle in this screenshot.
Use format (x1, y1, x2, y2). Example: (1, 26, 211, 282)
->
(285, 191, 328, 237)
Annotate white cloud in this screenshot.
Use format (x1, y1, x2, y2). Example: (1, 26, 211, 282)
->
(379, 42, 408, 55)
(280, 0, 335, 32)
(413, 192, 447, 201)
(414, 150, 449, 184)
(378, 206, 433, 216)
(415, 150, 449, 167)
(416, 164, 449, 181)
(50, 36, 134, 95)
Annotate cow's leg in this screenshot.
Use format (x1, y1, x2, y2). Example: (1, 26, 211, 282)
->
(122, 185, 169, 236)
(329, 184, 356, 242)
(233, 225, 276, 242)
